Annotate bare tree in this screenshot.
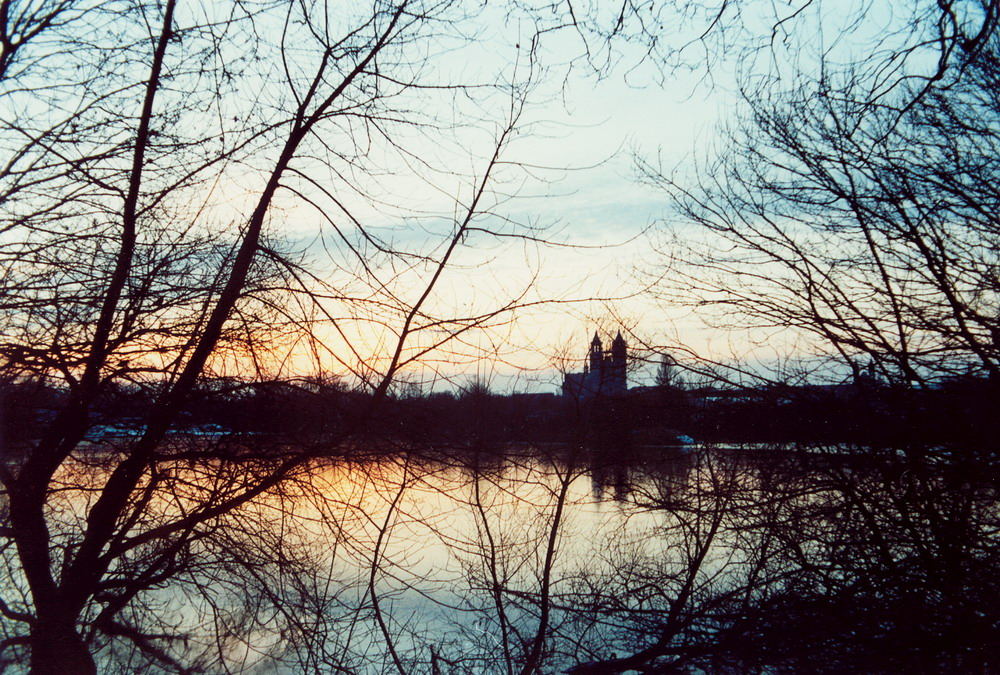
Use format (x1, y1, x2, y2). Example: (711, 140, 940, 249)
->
(0, 0, 564, 670)
(645, 0, 1000, 385)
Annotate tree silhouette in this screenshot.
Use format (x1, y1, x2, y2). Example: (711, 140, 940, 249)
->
(646, 0, 1000, 386)
(0, 1, 554, 670)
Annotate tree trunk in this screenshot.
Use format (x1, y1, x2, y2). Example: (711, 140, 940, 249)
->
(30, 616, 95, 675)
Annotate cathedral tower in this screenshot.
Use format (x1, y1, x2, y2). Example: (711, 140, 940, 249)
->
(588, 331, 603, 372)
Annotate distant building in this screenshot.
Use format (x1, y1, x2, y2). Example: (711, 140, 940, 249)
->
(562, 331, 627, 400)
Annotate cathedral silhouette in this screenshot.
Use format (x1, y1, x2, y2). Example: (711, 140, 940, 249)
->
(562, 331, 627, 400)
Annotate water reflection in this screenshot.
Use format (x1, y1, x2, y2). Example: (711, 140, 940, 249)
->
(3, 443, 997, 672)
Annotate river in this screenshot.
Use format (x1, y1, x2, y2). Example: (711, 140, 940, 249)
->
(3, 442, 996, 673)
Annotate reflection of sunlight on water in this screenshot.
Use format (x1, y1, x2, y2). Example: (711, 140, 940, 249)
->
(27, 444, 718, 671)
(9, 443, 992, 671)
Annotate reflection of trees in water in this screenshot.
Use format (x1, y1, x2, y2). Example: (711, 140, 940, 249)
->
(587, 446, 695, 504)
(565, 446, 1000, 673)
(411, 445, 999, 673)
(1, 444, 995, 672)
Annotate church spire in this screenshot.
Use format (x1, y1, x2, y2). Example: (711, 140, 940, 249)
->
(589, 331, 603, 371)
(611, 330, 626, 362)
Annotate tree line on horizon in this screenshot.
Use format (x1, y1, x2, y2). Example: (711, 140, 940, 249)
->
(4, 366, 994, 451)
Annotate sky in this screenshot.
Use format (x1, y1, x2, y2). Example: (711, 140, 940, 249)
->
(359, 0, 929, 394)
(248, 7, 743, 393)
(248, 0, 879, 394)
(385, 27, 737, 392)
(192, 0, 925, 393)
(295, 62, 729, 392)
(4, 0, 930, 393)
